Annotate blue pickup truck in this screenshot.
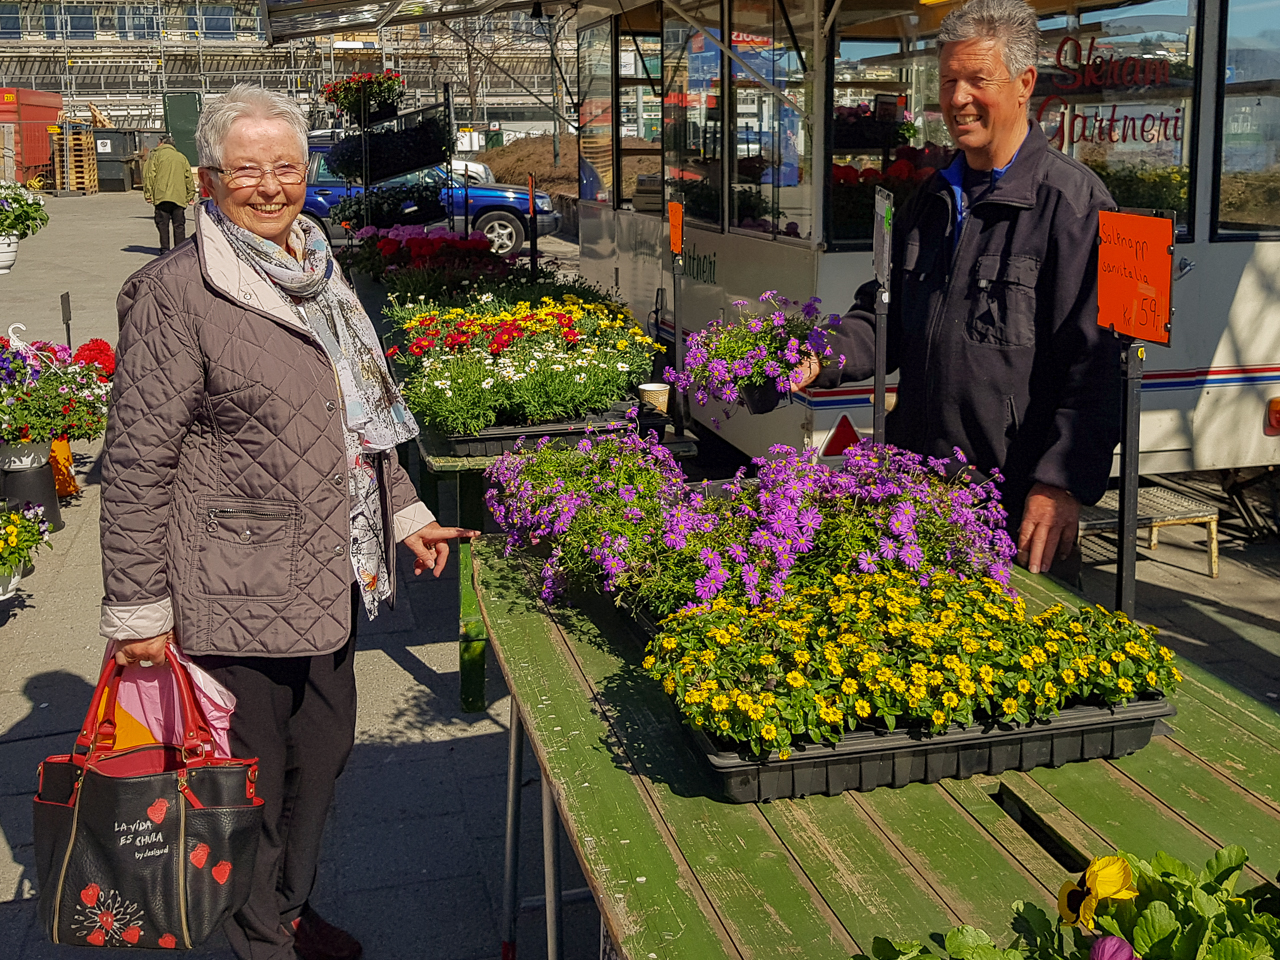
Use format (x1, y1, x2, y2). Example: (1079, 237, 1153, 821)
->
(303, 147, 559, 256)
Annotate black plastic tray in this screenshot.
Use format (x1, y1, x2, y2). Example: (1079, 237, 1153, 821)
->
(692, 698, 1176, 802)
(418, 400, 669, 459)
(622, 603, 1175, 802)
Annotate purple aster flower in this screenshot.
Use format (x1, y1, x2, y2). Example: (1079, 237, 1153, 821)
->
(857, 550, 878, 573)
(900, 543, 924, 569)
(726, 543, 748, 563)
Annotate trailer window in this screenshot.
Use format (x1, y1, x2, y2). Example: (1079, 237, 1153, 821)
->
(579, 18, 614, 204)
(664, 0, 724, 227)
(1217, 0, 1280, 235)
(729, 0, 815, 240)
(617, 24, 663, 213)
(829, 37, 920, 244)
(1032, 0, 1197, 237)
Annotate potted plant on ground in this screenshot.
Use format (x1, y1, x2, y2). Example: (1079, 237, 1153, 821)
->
(0, 502, 52, 599)
(0, 181, 49, 275)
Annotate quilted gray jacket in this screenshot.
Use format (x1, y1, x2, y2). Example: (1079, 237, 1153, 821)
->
(99, 204, 434, 657)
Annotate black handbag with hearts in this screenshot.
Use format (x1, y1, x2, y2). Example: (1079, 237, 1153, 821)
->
(33, 648, 264, 949)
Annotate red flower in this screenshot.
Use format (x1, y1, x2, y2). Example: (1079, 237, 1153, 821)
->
(886, 159, 916, 180)
(73, 338, 115, 376)
(385, 345, 400, 357)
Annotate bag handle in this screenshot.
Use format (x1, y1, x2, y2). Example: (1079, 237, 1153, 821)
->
(75, 645, 216, 765)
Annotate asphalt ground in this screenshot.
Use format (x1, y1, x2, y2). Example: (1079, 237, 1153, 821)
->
(0, 191, 1278, 958)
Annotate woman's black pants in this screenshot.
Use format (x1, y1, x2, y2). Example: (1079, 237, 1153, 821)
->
(192, 591, 359, 960)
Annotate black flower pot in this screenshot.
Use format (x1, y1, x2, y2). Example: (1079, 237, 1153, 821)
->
(739, 382, 781, 415)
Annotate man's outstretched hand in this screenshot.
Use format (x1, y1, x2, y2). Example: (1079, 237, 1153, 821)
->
(1017, 482, 1080, 575)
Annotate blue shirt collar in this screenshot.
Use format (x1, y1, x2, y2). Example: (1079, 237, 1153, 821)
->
(940, 148, 1021, 242)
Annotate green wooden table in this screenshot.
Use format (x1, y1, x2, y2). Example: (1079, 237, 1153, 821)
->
(472, 539, 1280, 960)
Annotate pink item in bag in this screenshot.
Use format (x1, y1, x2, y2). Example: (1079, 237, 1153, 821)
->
(100, 641, 235, 755)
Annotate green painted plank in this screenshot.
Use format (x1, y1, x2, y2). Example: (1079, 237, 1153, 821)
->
(474, 544, 739, 960)
(1162, 694, 1280, 810)
(762, 793, 958, 947)
(856, 781, 1054, 936)
(996, 771, 1110, 863)
(940, 777, 1076, 894)
(1028, 761, 1217, 867)
(541, 593, 858, 960)
(1174, 665, 1280, 751)
(480, 546, 855, 960)
(1111, 738, 1280, 880)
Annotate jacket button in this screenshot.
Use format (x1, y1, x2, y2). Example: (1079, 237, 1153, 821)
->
(242, 292, 252, 302)
(332, 474, 344, 487)
(325, 400, 336, 412)
(239, 531, 252, 543)
(334, 545, 345, 557)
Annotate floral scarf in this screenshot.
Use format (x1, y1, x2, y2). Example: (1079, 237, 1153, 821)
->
(208, 204, 419, 617)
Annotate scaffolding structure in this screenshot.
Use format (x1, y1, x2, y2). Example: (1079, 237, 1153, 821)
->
(0, 2, 577, 130)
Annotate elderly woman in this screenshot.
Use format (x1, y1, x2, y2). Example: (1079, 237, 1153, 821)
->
(99, 85, 477, 960)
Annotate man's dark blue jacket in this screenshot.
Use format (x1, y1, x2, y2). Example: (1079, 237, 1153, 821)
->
(817, 122, 1123, 517)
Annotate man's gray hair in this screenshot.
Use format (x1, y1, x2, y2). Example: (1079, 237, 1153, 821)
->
(936, 0, 1041, 77)
(195, 84, 308, 168)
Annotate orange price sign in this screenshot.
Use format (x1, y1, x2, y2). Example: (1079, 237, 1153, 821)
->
(668, 201, 684, 255)
(1097, 210, 1173, 346)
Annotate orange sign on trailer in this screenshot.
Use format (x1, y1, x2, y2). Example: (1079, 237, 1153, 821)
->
(668, 201, 683, 255)
(1097, 209, 1173, 345)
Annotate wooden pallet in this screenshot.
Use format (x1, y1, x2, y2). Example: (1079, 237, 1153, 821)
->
(50, 131, 99, 194)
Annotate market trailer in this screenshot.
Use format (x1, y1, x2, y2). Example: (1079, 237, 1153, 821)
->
(577, 0, 1280, 474)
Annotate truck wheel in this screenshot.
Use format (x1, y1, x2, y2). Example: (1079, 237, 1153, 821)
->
(475, 212, 524, 255)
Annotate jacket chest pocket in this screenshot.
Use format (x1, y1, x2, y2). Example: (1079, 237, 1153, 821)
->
(192, 498, 301, 600)
(966, 254, 1039, 348)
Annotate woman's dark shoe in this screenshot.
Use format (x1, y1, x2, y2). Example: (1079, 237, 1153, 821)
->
(293, 907, 363, 960)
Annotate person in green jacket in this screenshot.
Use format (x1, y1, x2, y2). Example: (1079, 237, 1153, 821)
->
(142, 135, 196, 253)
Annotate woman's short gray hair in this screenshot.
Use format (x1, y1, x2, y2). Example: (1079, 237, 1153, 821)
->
(936, 0, 1040, 77)
(195, 84, 308, 168)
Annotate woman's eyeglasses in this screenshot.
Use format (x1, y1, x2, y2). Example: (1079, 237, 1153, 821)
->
(206, 163, 306, 188)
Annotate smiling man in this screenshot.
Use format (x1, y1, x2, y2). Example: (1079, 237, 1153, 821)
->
(796, 0, 1122, 577)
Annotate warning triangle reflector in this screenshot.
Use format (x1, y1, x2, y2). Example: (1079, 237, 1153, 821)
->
(822, 414, 860, 457)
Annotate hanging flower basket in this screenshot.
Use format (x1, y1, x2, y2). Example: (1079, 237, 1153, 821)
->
(320, 70, 405, 128)
(324, 116, 451, 184)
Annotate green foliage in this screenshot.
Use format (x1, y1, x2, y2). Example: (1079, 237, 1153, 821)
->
(320, 69, 405, 120)
(331, 181, 445, 232)
(325, 118, 450, 183)
(0, 181, 49, 239)
(384, 261, 613, 306)
(389, 289, 660, 437)
(0, 503, 52, 576)
(1086, 162, 1189, 227)
(855, 848, 1279, 960)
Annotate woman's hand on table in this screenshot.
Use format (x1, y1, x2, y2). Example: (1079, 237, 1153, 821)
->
(404, 521, 482, 577)
(112, 632, 173, 667)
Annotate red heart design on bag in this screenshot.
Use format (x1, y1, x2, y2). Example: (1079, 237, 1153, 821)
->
(122, 926, 141, 944)
(158, 933, 177, 949)
(80, 883, 100, 907)
(147, 798, 168, 824)
(87, 929, 106, 946)
(211, 861, 231, 885)
(98, 911, 115, 931)
(189, 843, 209, 869)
